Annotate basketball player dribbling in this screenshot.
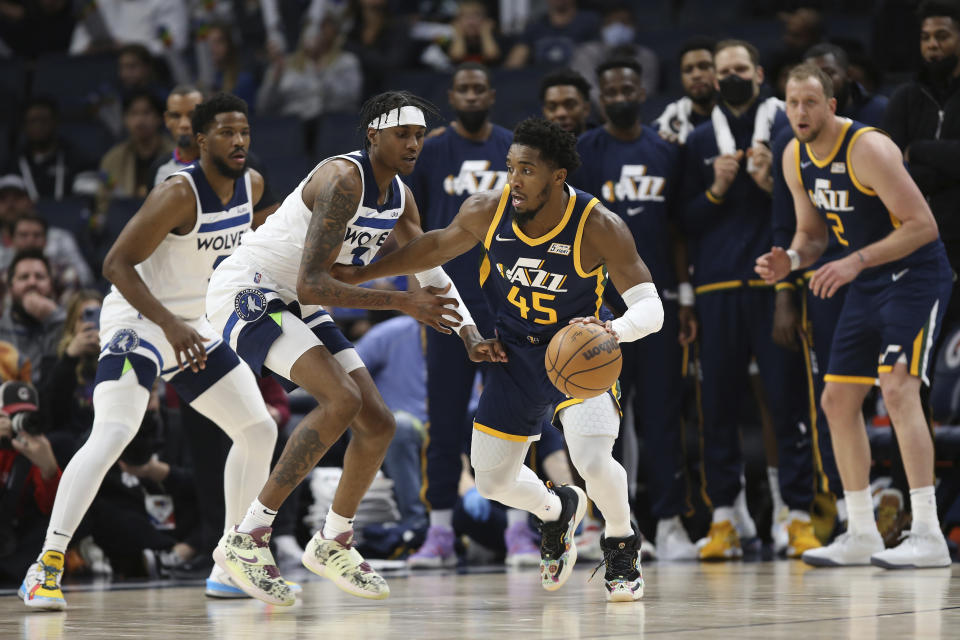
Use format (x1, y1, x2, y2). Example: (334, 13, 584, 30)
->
(335, 117, 663, 601)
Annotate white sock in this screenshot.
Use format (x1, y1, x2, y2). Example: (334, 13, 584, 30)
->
(42, 531, 71, 555)
(506, 508, 528, 528)
(238, 498, 277, 533)
(429, 509, 453, 529)
(909, 486, 940, 534)
(322, 508, 354, 539)
(767, 467, 786, 514)
(836, 498, 848, 524)
(844, 489, 877, 535)
(713, 506, 735, 524)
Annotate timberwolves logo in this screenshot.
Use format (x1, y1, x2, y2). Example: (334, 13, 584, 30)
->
(234, 288, 267, 322)
(107, 329, 140, 354)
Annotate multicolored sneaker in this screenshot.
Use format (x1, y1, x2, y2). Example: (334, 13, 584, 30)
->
(538, 484, 587, 591)
(505, 521, 541, 567)
(205, 563, 302, 599)
(302, 530, 389, 599)
(213, 526, 294, 606)
(20, 550, 67, 610)
(786, 518, 822, 558)
(407, 524, 457, 569)
(699, 520, 742, 561)
(595, 526, 644, 602)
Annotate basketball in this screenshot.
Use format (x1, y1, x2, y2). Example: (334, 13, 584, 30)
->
(545, 322, 622, 399)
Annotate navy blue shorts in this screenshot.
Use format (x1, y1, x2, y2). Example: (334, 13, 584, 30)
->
(826, 256, 953, 386)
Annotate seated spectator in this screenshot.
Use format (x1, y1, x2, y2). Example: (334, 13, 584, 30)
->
(93, 44, 170, 140)
(0, 175, 34, 248)
(504, 0, 601, 69)
(0, 0, 76, 59)
(344, 0, 413, 98)
(97, 91, 173, 219)
(5, 97, 95, 201)
(0, 381, 62, 586)
(3, 214, 95, 296)
(198, 23, 258, 111)
(256, 14, 363, 130)
(445, 1, 503, 67)
(38, 290, 101, 446)
(0, 250, 66, 385)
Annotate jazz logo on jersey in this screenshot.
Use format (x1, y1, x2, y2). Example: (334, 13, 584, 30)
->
(601, 165, 666, 203)
(107, 329, 140, 355)
(497, 257, 568, 292)
(234, 288, 267, 322)
(809, 178, 854, 212)
(444, 160, 507, 196)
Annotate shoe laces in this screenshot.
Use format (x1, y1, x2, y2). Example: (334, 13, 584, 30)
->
(40, 562, 61, 590)
(589, 538, 639, 582)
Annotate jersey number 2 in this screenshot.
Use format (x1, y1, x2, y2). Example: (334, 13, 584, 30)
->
(507, 286, 557, 325)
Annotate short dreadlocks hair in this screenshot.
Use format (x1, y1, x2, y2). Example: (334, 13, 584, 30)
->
(191, 92, 248, 135)
(512, 117, 581, 173)
(358, 91, 440, 149)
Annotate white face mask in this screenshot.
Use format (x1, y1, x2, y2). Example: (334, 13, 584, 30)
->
(602, 23, 635, 48)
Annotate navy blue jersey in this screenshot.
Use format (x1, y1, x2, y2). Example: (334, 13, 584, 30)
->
(571, 125, 681, 293)
(480, 184, 606, 339)
(795, 119, 947, 282)
(403, 125, 513, 321)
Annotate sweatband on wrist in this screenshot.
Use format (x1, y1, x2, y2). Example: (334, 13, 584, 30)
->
(610, 282, 664, 343)
(415, 267, 475, 330)
(786, 249, 801, 271)
(678, 282, 695, 307)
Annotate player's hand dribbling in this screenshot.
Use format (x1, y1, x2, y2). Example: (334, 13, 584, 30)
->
(570, 316, 618, 341)
(755, 246, 792, 284)
(810, 256, 861, 299)
(405, 284, 462, 334)
(161, 317, 209, 372)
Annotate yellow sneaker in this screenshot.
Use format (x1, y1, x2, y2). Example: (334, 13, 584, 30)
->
(786, 519, 821, 558)
(699, 521, 742, 560)
(20, 550, 67, 610)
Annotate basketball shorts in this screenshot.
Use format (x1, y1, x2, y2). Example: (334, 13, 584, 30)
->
(96, 290, 243, 401)
(206, 248, 363, 390)
(825, 256, 953, 386)
(473, 326, 620, 442)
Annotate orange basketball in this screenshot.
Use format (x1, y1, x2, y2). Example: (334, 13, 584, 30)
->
(545, 322, 622, 399)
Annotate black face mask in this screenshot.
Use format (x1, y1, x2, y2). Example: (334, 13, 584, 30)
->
(718, 75, 755, 107)
(456, 109, 489, 133)
(923, 55, 959, 85)
(604, 100, 641, 129)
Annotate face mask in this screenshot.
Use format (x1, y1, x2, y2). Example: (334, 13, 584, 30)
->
(601, 23, 635, 48)
(456, 109, 489, 133)
(923, 54, 959, 85)
(718, 74, 755, 107)
(604, 100, 641, 129)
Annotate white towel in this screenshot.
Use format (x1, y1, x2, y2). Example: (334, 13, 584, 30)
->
(711, 96, 784, 171)
(654, 97, 696, 143)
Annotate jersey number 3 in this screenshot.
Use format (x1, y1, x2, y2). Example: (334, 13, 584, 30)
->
(507, 286, 557, 325)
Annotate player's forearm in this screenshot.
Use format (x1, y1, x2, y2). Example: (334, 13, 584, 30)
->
(102, 258, 179, 328)
(856, 219, 939, 270)
(356, 230, 460, 282)
(296, 271, 411, 311)
(788, 230, 827, 270)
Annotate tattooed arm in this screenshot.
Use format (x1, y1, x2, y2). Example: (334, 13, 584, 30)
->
(296, 159, 462, 332)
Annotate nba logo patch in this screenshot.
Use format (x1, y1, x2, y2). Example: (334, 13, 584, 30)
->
(831, 162, 846, 174)
(254, 272, 262, 284)
(108, 328, 140, 354)
(548, 242, 571, 256)
(234, 288, 267, 322)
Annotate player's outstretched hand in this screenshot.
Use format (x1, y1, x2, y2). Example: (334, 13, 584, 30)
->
(570, 316, 619, 341)
(329, 263, 366, 285)
(460, 325, 507, 362)
(810, 256, 860, 299)
(161, 317, 209, 372)
(406, 284, 462, 334)
(755, 246, 792, 284)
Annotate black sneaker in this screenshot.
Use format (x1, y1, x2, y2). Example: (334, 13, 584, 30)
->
(597, 525, 644, 602)
(538, 484, 586, 591)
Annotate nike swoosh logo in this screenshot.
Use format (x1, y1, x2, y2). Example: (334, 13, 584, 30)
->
(626, 206, 644, 216)
(495, 234, 515, 242)
(892, 268, 909, 281)
(800, 161, 812, 169)
(235, 553, 259, 564)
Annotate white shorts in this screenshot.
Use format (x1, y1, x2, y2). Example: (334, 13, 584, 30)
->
(205, 247, 364, 387)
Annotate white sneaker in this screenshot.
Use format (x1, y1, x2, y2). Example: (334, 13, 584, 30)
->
(640, 536, 657, 561)
(871, 530, 951, 569)
(802, 530, 883, 567)
(655, 516, 698, 560)
(771, 506, 789, 554)
(733, 487, 757, 539)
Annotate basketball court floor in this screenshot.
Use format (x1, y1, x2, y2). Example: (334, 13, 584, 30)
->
(2, 560, 958, 639)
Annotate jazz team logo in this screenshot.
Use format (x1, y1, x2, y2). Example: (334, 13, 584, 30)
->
(234, 288, 267, 322)
(498, 257, 568, 292)
(107, 329, 140, 354)
(601, 165, 666, 204)
(444, 160, 508, 196)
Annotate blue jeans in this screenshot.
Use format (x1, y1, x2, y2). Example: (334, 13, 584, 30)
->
(381, 411, 428, 530)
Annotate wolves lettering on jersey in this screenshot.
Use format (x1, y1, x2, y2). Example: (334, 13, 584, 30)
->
(601, 165, 666, 205)
(796, 119, 946, 280)
(114, 164, 253, 319)
(240, 149, 405, 293)
(480, 184, 605, 338)
(443, 160, 508, 196)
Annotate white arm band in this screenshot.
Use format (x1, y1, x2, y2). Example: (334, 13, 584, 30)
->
(610, 282, 664, 343)
(414, 267, 476, 331)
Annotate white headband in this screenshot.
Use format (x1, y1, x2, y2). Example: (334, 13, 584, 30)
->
(368, 106, 426, 130)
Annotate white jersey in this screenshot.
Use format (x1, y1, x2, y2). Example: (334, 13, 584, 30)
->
(239, 149, 406, 296)
(108, 164, 254, 319)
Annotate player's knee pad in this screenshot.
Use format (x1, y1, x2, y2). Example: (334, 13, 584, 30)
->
(187, 364, 278, 440)
(90, 378, 151, 458)
(559, 395, 620, 438)
(470, 428, 529, 498)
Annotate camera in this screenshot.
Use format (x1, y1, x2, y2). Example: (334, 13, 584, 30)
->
(0, 381, 43, 448)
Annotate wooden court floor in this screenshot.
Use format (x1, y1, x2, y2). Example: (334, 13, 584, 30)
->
(1, 561, 958, 639)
